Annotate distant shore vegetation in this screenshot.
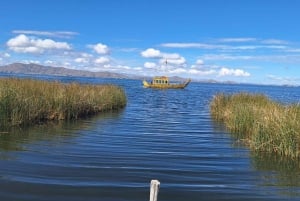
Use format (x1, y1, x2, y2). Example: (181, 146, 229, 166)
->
(210, 93, 300, 159)
(0, 78, 126, 128)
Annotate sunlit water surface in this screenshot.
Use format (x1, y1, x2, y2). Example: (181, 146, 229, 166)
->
(0, 74, 300, 201)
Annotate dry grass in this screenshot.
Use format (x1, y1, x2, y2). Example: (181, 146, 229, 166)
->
(0, 78, 126, 128)
(210, 93, 300, 159)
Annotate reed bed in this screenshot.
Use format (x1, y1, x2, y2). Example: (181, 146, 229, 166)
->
(210, 93, 300, 159)
(0, 78, 126, 128)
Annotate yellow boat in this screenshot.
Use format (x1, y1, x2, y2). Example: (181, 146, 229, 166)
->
(143, 76, 191, 89)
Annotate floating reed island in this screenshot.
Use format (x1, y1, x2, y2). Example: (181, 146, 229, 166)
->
(210, 93, 300, 159)
(0, 78, 126, 128)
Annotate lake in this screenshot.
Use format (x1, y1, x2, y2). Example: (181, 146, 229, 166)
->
(0, 74, 300, 201)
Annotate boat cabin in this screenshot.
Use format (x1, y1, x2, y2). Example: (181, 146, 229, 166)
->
(152, 76, 169, 85)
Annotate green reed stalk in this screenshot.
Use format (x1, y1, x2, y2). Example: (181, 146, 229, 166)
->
(210, 92, 300, 159)
(0, 78, 126, 128)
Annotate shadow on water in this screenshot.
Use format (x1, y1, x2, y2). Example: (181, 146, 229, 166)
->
(251, 151, 300, 187)
(0, 110, 124, 155)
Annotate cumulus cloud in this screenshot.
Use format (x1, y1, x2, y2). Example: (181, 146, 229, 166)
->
(141, 48, 187, 67)
(90, 43, 110, 54)
(141, 48, 161, 58)
(140, 48, 187, 75)
(218, 67, 250, 77)
(94, 56, 110, 64)
(144, 62, 157, 68)
(141, 48, 184, 61)
(7, 34, 71, 54)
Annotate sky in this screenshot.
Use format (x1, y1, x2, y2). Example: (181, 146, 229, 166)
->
(1, 0, 300, 85)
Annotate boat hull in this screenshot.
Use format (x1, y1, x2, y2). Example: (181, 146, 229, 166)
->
(143, 79, 191, 89)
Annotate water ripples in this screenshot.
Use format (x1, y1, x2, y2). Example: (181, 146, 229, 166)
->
(0, 78, 300, 200)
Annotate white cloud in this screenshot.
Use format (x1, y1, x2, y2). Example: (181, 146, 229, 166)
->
(196, 59, 204, 65)
(267, 74, 300, 84)
(94, 56, 110, 64)
(141, 48, 161, 58)
(118, 47, 139, 52)
(218, 38, 257, 43)
(201, 54, 254, 61)
(7, 34, 71, 54)
(284, 48, 300, 53)
(81, 53, 93, 58)
(169, 68, 187, 74)
(189, 68, 216, 76)
(161, 53, 181, 59)
(161, 42, 286, 51)
(91, 43, 110, 54)
(3, 53, 10, 57)
(44, 60, 55, 65)
(262, 39, 289, 45)
(161, 43, 226, 49)
(22, 60, 41, 64)
(74, 57, 89, 63)
(161, 57, 186, 65)
(0, 52, 10, 61)
(218, 67, 250, 77)
(12, 30, 79, 38)
(144, 62, 157, 68)
(141, 48, 187, 67)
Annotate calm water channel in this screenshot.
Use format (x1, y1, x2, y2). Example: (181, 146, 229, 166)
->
(0, 74, 300, 201)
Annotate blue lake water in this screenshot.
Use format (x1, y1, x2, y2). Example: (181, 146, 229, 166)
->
(0, 74, 300, 201)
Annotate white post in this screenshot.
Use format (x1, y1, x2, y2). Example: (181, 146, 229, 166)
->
(149, 180, 160, 201)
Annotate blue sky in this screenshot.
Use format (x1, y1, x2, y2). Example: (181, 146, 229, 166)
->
(1, 0, 300, 85)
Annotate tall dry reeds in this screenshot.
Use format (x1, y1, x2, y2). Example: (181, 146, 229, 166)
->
(0, 78, 126, 128)
(210, 93, 300, 159)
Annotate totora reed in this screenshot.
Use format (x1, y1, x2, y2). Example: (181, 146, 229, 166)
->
(0, 78, 126, 128)
(210, 92, 300, 159)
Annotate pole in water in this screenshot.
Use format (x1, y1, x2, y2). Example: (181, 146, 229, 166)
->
(149, 180, 160, 201)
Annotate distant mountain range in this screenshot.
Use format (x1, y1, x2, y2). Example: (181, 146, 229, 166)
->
(0, 63, 194, 82)
(0, 63, 136, 79)
(0, 63, 233, 84)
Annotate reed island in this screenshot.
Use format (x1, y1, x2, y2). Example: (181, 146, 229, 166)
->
(210, 93, 300, 159)
(0, 78, 126, 128)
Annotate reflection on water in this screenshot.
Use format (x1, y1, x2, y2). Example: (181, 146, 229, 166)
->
(252, 152, 300, 188)
(212, 118, 300, 197)
(0, 110, 123, 154)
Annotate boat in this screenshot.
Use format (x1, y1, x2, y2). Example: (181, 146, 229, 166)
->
(143, 76, 191, 89)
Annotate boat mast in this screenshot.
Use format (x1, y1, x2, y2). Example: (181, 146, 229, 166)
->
(162, 58, 167, 74)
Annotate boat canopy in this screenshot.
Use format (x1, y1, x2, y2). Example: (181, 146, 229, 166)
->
(153, 76, 169, 84)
